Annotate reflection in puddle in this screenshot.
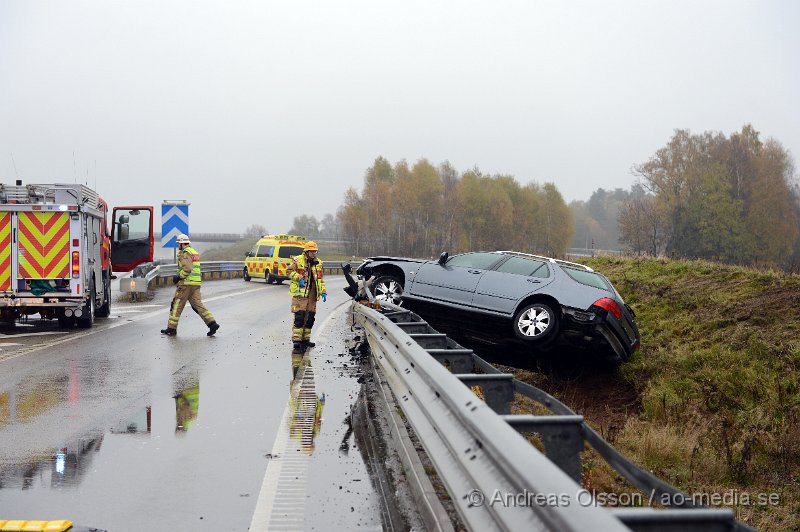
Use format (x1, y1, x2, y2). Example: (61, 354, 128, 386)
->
(174, 385, 199, 434)
(110, 406, 152, 434)
(0, 378, 202, 493)
(0, 432, 104, 490)
(288, 355, 324, 454)
(0, 375, 69, 428)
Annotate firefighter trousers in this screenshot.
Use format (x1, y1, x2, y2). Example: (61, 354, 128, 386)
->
(167, 284, 215, 329)
(291, 296, 317, 343)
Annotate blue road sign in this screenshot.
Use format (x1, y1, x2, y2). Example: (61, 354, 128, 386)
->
(162, 203, 189, 248)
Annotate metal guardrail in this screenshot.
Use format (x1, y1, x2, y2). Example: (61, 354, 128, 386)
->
(352, 302, 628, 531)
(352, 301, 755, 532)
(121, 261, 362, 292)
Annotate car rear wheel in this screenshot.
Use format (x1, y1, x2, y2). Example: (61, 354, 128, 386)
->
(372, 275, 403, 306)
(513, 302, 557, 342)
(266, 273, 275, 284)
(244, 268, 251, 281)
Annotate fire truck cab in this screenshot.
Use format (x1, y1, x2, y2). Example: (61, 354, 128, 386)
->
(0, 181, 154, 328)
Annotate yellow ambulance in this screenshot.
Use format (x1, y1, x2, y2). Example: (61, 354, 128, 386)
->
(243, 234, 307, 284)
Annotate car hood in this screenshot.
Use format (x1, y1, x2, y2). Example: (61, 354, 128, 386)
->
(363, 256, 428, 264)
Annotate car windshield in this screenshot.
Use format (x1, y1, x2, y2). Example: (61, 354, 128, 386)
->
(278, 246, 304, 258)
(562, 266, 611, 291)
(446, 252, 502, 270)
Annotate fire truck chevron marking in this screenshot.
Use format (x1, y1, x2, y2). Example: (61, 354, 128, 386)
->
(0, 212, 10, 291)
(17, 212, 70, 279)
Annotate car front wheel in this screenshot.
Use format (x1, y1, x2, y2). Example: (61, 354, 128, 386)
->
(372, 275, 403, 306)
(243, 268, 251, 281)
(513, 302, 558, 342)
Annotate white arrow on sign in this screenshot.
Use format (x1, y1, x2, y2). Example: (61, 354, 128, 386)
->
(163, 227, 184, 244)
(162, 206, 189, 224)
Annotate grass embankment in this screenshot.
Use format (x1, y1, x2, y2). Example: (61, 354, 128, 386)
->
(515, 256, 800, 530)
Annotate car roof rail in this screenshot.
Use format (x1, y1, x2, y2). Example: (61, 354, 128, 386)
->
(496, 251, 594, 272)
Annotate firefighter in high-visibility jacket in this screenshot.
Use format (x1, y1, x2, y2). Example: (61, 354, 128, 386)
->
(160, 234, 220, 336)
(287, 241, 327, 352)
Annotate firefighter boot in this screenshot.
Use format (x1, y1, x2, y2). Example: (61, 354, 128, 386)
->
(207, 321, 220, 336)
(302, 340, 316, 350)
(292, 341, 303, 354)
(161, 327, 177, 336)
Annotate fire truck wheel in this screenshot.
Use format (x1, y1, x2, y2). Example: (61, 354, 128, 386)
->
(96, 273, 111, 318)
(77, 288, 96, 329)
(243, 268, 251, 281)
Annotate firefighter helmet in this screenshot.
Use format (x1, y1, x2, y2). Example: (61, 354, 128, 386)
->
(304, 241, 318, 252)
(176, 234, 191, 245)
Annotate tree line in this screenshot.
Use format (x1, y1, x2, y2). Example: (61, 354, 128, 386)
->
(278, 124, 797, 268)
(335, 157, 574, 258)
(618, 125, 799, 266)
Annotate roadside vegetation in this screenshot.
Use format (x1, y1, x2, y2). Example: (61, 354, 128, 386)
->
(201, 237, 356, 264)
(513, 255, 799, 530)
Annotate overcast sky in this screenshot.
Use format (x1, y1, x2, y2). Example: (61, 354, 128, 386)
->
(1, 1, 798, 234)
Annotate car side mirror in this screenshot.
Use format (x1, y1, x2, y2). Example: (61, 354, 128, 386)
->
(438, 252, 449, 265)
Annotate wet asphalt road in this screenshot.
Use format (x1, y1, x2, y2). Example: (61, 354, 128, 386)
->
(0, 276, 382, 530)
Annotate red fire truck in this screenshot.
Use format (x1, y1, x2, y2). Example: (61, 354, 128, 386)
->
(0, 181, 154, 328)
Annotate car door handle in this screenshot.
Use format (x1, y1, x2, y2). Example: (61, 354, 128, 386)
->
(526, 278, 541, 283)
(467, 269, 482, 274)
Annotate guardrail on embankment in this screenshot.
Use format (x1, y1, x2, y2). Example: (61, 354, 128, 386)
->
(352, 301, 755, 532)
(121, 261, 363, 292)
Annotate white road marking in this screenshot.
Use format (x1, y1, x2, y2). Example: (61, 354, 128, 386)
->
(249, 302, 350, 531)
(0, 285, 270, 364)
(0, 331, 69, 338)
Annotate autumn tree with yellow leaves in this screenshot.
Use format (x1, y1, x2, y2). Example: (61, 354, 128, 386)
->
(338, 157, 574, 258)
(619, 125, 799, 266)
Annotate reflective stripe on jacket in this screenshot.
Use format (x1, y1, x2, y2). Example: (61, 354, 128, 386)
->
(178, 246, 202, 286)
(288, 254, 326, 299)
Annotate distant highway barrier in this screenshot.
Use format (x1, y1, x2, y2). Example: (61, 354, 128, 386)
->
(120, 261, 362, 292)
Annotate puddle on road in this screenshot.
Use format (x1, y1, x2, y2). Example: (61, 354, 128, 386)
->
(0, 381, 203, 494)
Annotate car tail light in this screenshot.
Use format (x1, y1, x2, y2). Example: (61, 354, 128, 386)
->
(593, 297, 621, 319)
(72, 251, 80, 278)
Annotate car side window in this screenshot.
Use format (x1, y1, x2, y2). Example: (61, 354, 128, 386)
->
(562, 267, 611, 291)
(446, 252, 502, 270)
(257, 245, 274, 258)
(278, 246, 304, 259)
(248, 245, 258, 257)
(496, 257, 550, 278)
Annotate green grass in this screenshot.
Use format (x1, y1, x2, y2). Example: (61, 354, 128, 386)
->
(572, 256, 800, 530)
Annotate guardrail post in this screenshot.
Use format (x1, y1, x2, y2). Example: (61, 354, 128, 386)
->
(456, 374, 515, 415)
(408, 333, 448, 349)
(502, 415, 585, 482)
(425, 349, 475, 374)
